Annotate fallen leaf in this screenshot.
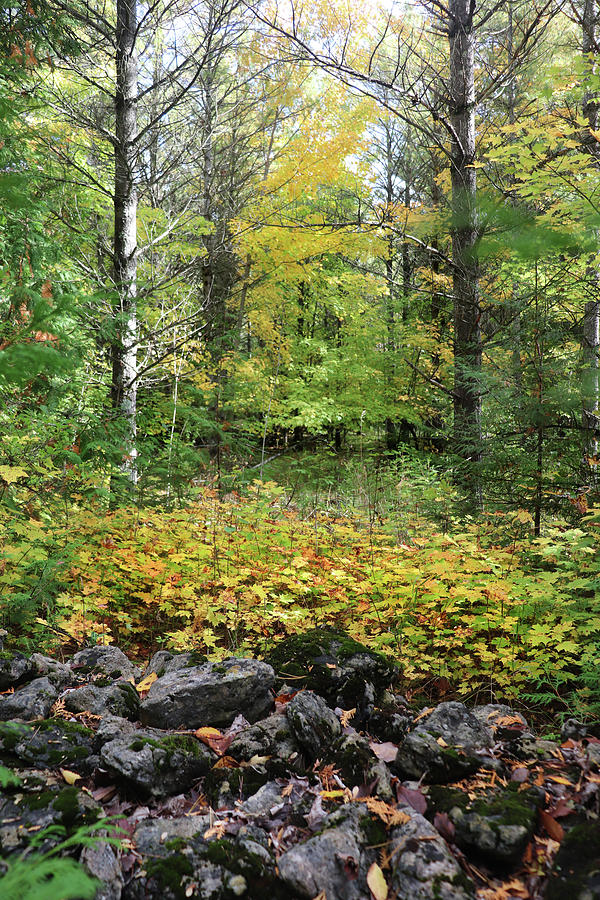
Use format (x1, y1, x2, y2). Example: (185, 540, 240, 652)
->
(397, 786, 427, 815)
(212, 756, 238, 769)
(413, 707, 433, 724)
(540, 810, 564, 842)
(364, 798, 410, 827)
(320, 790, 346, 800)
(135, 672, 158, 693)
(367, 862, 388, 900)
(436, 736, 448, 748)
(369, 741, 398, 763)
(546, 775, 573, 786)
(195, 726, 232, 756)
(433, 811, 455, 843)
(60, 768, 81, 785)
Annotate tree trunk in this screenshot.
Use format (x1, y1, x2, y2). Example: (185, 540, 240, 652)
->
(448, 0, 482, 508)
(112, 0, 138, 484)
(582, 0, 600, 483)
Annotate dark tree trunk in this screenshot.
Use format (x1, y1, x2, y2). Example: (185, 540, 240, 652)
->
(448, 0, 482, 508)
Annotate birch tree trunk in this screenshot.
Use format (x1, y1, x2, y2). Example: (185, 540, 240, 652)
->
(448, 0, 482, 507)
(111, 0, 138, 484)
(582, 0, 600, 479)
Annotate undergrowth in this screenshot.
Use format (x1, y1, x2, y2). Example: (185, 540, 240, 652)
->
(1, 463, 599, 718)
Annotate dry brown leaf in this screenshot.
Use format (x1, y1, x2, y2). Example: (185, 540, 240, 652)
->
(546, 775, 573, 786)
(281, 783, 294, 798)
(369, 741, 398, 763)
(364, 798, 410, 827)
(203, 822, 226, 840)
(413, 707, 434, 724)
(311, 893, 327, 900)
(340, 708, 356, 728)
(366, 861, 388, 900)
(540, 810, 565, 842)
(436, 736, 448, 748)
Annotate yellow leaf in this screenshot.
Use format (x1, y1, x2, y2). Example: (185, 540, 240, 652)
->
(135, 672, 158, 693)
(436, 737, 448, 747)
(0, 465, 28, 484)
(367, 862, 388, 900)
(195, 726, 222, 740)
(60, 768, 81, 785)
(320, 789, 346, 799)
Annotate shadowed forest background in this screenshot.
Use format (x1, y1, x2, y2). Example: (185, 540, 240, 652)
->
(1, 0, 600, 717)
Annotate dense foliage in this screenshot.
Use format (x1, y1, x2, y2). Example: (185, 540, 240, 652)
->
(1, 0, 599, 721)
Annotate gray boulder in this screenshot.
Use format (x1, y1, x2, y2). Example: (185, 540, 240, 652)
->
(394, 702, 492, 784)
(80, 840, 124, 900)
(133, 816, 210, 855)
(70, 646, 139, 681)
(140, 657, 274, 729)
(472, 704, 528, 741)
(278, 804, 375, 900)
(228, 713, 300, 767)
(30, 653, 73, 687)
(0, 676, 59, 720)
(390, 806, 476, 900)
(59, 681, 140, 720)
(0, 650, 35, 690)
(286, 691, 341, 759)
(100, 721, 215, 797)
(143, 650, 207, 678)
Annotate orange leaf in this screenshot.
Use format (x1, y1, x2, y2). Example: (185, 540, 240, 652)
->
(540, 810, 564, 842)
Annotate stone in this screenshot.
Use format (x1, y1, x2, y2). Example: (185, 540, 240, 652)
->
(59, 681, 140, 720)
(100, 721, 215, 798)
(265, 629, 395, 713)
(0, 785, 101, 853)
(472, 704, 528, 741)
(0, 650, 35, 690)
(140, 657, 275, 730)
(389, 806, 476, 899)
(70, 646, 139, 681)
(143, 650, 207, 678)
(133, 816, 210, 855)
(415, 702, 493, 750)
(0, 718, 96, 771)
(277, 803, 375, 900)
(30, 653, 73, 687)
(228, 713, 301, 769)
(546, 821, 600, 899)
(0, 676, 59, 721)
(286, 691, 341, 759)
(81, 840, 124, 900)
(428, 784, 540, 866)
(393, 730, 483, 783)
(367, 708, 413, 744)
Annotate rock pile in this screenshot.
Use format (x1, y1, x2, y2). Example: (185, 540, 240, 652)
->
(0, 630, 598, 899)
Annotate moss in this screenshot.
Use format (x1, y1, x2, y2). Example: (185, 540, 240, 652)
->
(360, 815, 388, 846)
(204, 839, 270, 880)
(185, 651, 208, 668)
(0, 721, 30, 752)
(145, 853, 194, 899)
(426, 786, 470, 817)
(53, 786, 98, 827)
(470, 787, 538, 830)
(21, 789, 57, 810)
(265, 628, 390, 682)
(546, 822, 600, 900)
(129, 740, 147, 752)
(164, 837, 189, 853)
(36, 718, 93, 739)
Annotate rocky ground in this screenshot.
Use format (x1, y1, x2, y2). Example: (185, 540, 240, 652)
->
(0, 630, 599, 899)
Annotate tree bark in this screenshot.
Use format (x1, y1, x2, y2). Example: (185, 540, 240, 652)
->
(448, 0, 482, 507)
(111, 0, 138, 484)
(582, 0, 600, 480)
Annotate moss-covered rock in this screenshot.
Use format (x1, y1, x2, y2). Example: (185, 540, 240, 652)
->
(428, 783, 540, 866)
(546, 821, 600, 900)
(0, 718, 95, 771)
(264, 629, 396, 713)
